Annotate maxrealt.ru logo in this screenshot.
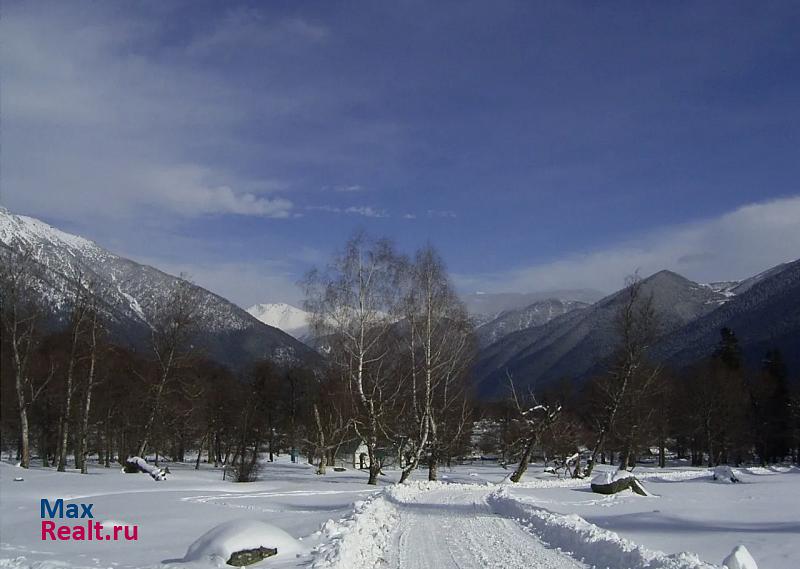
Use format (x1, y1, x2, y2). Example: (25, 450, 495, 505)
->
(40, 499, 138, 541)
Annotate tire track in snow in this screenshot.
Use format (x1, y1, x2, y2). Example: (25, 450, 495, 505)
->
(385, 487, 586, 569)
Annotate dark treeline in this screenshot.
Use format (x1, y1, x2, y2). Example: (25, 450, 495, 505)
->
(2, 239, 798, 485)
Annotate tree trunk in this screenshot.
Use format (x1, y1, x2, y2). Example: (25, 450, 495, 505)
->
(79, 323, 98, 474)
(510, 435, 537, 483)
(15, 376, 30, 469)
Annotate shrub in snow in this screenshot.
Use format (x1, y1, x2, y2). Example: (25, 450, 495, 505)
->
(722, 545, 758, 569)
(125, 456, 167, 481)
(183, 519, 299, 567)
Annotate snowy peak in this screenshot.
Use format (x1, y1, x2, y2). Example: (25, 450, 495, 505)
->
(0, 207, 103, 257)
(247, 302, 310, 339)
(0, 207, 319, 369)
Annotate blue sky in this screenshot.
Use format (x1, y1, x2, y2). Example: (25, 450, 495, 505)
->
(2, 0, 799, 306)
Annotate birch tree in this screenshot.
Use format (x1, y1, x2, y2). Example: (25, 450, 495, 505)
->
(56, 270, 93, 471)
(397, 246, 474, 482)
(303, 233, 404, 485)
(137, 278, 200, 458)
(0, 247, 48, 468)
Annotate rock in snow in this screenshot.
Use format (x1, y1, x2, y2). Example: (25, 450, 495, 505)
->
(183, 519, 300, 567)
(722, 545, 758, 569)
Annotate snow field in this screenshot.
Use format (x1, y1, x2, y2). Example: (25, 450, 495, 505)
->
(2, 461, 798, 569)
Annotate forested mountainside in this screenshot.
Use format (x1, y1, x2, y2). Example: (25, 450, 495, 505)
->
(473, 264, 800, 398)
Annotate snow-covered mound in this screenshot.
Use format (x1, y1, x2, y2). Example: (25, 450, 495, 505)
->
(722, 545, 758, 569)
(183, 519, 300, 567)
(247, 302, 310, 339)
(712, 465, 740, 483)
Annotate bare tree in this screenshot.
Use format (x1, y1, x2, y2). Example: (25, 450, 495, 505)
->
(76, 283, 107, 473)
(507, 376, 562, 483)
(137, 278, 200, 458)
(0, 246, 48, 468)
(56, 269, 93, 471)
(303, 233, 404, 485)
(584, 275, 660, 478)
(397, 246, 474, 482)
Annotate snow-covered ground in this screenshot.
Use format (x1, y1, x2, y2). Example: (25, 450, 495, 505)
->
(1, 458, 797, 569)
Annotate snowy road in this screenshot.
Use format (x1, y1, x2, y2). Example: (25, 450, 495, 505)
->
(384, 487, 586, 569)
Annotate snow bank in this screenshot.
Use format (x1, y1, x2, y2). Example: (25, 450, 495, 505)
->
(722, 545, 757, 569)
(310, 493, 398, 569)
(488, 487, 717, 569)
(183, 519, 300, 567)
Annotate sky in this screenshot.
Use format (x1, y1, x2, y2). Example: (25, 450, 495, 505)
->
(2, 0, 799, 308)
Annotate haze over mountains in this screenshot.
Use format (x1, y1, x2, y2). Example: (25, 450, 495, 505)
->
(0, 208, 318, 370)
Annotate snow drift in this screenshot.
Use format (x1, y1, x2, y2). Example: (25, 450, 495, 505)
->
(182, 519, 300, 567)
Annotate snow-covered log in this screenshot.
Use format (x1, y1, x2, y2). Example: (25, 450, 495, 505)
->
(591, 470, 650, 496)
(124, 456, 167, 481)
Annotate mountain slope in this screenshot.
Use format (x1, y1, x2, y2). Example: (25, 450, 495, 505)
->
(654, 259, 800, 371)
(474, 270, 728, 397)
(0, 208, 319, 370)
(461, 289, 605, 325)
(475, 299, 590, 347)
(247, 303, 310, 339)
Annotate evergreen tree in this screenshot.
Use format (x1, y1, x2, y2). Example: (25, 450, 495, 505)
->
(762, 350, 790, 463)
(713, 327, 742, 370)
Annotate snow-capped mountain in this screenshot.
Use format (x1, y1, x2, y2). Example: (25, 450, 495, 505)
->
(247, 303, 310, 340)
(0, 207, 319, 369)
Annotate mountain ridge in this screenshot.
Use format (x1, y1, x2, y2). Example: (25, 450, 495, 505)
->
(0, 207, 319, 370)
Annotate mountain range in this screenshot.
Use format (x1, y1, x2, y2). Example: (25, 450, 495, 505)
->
(0, 208, 319, 370)
(473, 262, 800, 397)
(3, 208, 797, 396)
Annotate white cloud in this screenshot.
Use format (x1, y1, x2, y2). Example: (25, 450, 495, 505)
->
(186, 10, 328, 57)
(455, 195, 800, 294)
(427, 209, 457, 218)
(133, 257, 304, 308)
(0, 2, 298, 222)
(307, 205, 389, 218)
(143, 164, 293, 218)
